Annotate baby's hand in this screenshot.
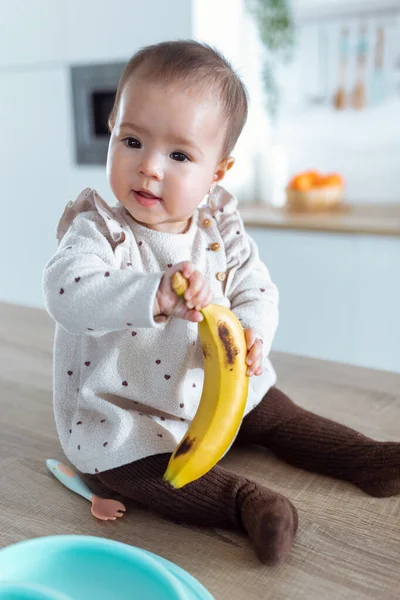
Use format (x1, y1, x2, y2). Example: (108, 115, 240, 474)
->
(154, 261, 213, 323)
(244, 328, 263, 377)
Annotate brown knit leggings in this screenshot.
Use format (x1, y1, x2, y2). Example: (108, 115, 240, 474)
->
(93, 386, 400, 529)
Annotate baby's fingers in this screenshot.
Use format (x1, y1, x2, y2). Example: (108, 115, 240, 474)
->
(246, 339, 263, 365)
(185, 272, 211, 309)
(185, 271, 203, 299)
(247, 360, 263, 377)
(246, 339, 263, 376)
(181, 307, 204, 323)
(244, 327, 257, 350)
(179, 261, 194, 280)
(188, 287, 212, 311)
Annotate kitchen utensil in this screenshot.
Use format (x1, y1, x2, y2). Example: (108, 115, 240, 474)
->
(46, 459, 126, 521)
(333, 27, 349, 109)
(352, 24, 368, 109)
(370, 26, 385, 105)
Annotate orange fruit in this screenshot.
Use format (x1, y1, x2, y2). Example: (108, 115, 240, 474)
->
(288, 171, 320, 191)
(288, 170, 344, 190)
(304, 170, 321, 179)
(316, 173, 344, 188)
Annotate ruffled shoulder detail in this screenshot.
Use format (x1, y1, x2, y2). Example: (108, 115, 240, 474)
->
(207, 185, 250, 270)
(56, 188, 123, 244)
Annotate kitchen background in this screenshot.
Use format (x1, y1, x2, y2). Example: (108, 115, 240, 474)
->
(1, 0, 399, 372)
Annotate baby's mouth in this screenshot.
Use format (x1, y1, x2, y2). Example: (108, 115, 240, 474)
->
(135, 189, 161, 199)
(133, 190, 162, 206)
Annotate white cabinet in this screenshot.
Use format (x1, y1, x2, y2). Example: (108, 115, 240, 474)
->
(250, 227, 400, 372)
(353, 236, 400, 370)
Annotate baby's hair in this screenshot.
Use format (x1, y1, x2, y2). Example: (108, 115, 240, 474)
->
(108, 40, 248, 157)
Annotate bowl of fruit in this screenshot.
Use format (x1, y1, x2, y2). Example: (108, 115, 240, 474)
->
(286, 170, 345, 212)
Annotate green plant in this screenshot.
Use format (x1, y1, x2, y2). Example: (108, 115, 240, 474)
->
(246, 0, 295, 120)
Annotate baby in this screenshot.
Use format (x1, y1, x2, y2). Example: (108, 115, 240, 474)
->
(43, 40, 400, 566)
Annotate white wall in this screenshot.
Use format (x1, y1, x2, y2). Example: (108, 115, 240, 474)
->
(192, 0, 271, 203)
(0, 0, 192, 67)
(0, 0, 192, 307)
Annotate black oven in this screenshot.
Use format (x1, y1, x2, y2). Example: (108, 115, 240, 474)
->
(70, 62, 125, 165)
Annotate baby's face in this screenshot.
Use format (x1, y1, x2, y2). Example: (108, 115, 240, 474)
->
(107, 74, 229, 233)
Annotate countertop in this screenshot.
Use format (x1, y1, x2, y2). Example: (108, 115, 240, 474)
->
(240, 202, 400, 236)
(1, 302, 400, 599)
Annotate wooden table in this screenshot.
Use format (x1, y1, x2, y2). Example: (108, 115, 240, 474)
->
(1, 302, 399, 600)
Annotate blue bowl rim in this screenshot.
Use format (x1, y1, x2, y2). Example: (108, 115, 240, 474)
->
(0, 535, 215, 599)
(0, 535, 188, 599)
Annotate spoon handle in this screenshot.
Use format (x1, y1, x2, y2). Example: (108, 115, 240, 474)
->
(46, 459, 93, 502)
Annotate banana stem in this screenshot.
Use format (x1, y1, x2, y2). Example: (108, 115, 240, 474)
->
(171, 271, 189, 298)
(171, 271, 210, 319)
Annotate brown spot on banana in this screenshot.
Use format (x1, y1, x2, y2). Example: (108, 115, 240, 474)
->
(174, 436, 196, 458)
(218, 321, 239, 365)
(202, 344, 212, 359)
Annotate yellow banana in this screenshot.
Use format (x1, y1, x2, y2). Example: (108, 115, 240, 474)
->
(163, 271, 249, 489)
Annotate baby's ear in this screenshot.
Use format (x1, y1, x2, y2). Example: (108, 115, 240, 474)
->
(213, 157, 235, 183)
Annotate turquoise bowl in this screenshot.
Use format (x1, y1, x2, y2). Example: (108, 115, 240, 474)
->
(0, 582, 71, 599)
(0, 536, 214, 599)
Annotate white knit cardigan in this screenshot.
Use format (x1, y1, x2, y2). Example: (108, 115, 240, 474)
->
(43, 186, 279, 474)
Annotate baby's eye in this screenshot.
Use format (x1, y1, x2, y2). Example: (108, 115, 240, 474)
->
(170, 152, 189, 162)
(124, 137, 141, 149)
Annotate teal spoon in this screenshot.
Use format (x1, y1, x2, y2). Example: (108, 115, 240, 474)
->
(46, 459, 126, 521)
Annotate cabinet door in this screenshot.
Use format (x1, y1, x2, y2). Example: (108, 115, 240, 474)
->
(250, 227, 399, 372)
(354, 236, 400, 372)
(250, 228, 359, 363)
(250, 230, 357, 362)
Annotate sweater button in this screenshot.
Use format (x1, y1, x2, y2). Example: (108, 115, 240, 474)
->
(202, 218, 212, 228)
(216, 271, 226, 282)
(210, 242, 220, 251)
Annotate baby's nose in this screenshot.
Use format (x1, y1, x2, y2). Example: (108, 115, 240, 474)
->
(137, 154, 163, 180)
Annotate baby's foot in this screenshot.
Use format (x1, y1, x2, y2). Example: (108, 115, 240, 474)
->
(238, 482, 298, 565)
(352, 442, 400, 498)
